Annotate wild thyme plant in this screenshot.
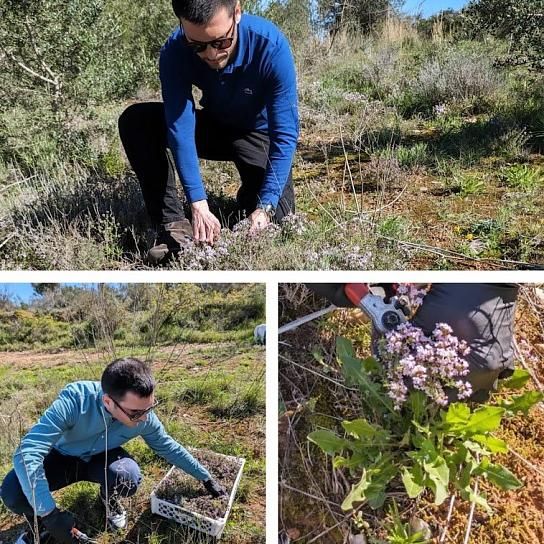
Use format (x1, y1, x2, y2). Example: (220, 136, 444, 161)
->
(379, 322, 473, 409)
(308, 335, 542, 516)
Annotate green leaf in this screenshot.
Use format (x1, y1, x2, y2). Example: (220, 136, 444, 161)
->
(409, 391, 428, 422)
(341, 470, 370, 511)
(342, 418, 390, 443)
(465, 406, 505, 434)
(311, 345, 324, 365)
(365, 485, 386, 509)
(443, 402, 471, 433)
(428, 476, 449, 505)
(423, 456, 450, 505)
(466, 490, 492, 515)
(333, 449, 369, 469)
(402, 467, 424, 498)
(361, 356, 381, 373)
(456, 454, 477, 489)
(499, 369, 531, 390)
(308, 430, 347, 455)
(365, 456, 398, 509)
(336, 336, 356, 359)
(481, 460, 523, 490)
(472, 434, 508, 454)
(501, 391, 544, 415)
(336, 339, 397, 416)
(447, 442, 469, 467)
(463, 440, 491, 456)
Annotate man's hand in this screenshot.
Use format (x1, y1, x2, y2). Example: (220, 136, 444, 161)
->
(191, 200, 221, 244)
(249, 208, 271, 234)
(41, 508, 76, 544)
(203, 478, 227, 498)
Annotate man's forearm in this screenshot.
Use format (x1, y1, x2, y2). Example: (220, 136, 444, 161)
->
(13, 448, 56, 516)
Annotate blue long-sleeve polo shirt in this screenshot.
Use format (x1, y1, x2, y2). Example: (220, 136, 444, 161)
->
(159, 13, 299, 208)
(13, 381, 210, 516)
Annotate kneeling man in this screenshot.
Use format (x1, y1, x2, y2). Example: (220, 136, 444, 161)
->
(1, 358, 224, 544)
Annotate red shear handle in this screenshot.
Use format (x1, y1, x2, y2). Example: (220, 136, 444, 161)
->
(344, 283, 370, 306)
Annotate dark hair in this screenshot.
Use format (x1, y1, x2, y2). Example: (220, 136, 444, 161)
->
(172, 0, 237, 24)
(101, 358, 155, 400)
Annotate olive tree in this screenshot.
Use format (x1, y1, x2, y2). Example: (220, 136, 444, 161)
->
(463, 0, 544, 69)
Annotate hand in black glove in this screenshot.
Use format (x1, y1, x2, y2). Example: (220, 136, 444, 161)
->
(305, 284, 356, 308)
(203, 478, 227, 498)
(41, 507, 76, 544)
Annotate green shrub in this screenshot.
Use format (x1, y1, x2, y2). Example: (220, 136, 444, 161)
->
(394, 143, 430, 169)
(0, 309, 73, 350)
(464, 0, 543, 70)
(500, 164, 543, 191)
(456, 173, 485, 197)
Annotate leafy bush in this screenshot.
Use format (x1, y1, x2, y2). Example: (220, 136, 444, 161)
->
(464, 0, 544, 70)
(0, 310, 73, 350)
(499, 164, 543, 191)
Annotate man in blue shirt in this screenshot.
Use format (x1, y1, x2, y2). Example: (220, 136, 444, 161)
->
(1, 358, 225, 544)
(119, 0, 299, 264)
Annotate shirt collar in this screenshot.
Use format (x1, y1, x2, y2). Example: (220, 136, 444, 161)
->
(97, 388, 115, 424)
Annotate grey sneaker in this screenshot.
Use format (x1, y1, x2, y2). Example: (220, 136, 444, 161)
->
(100, 492, 127, 531)
(147, 219, 193, 265)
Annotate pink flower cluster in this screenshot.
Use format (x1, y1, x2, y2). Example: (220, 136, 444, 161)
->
(379, 322, 473, 410)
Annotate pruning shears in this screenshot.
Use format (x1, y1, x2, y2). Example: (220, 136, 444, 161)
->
(71, 527, 99, 544)
(344, 283, 408, 334)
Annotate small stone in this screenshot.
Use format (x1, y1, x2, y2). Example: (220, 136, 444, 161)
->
(468, 238, 486, 254)
(349, 534, 367, 544)
(409, 516, 432, 540)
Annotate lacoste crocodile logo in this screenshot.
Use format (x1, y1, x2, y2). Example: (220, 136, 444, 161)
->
(243, 88, 253, 95)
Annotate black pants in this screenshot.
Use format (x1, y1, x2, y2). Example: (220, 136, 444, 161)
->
(118, 102, 295, 226)
(1, 448, 141, 529)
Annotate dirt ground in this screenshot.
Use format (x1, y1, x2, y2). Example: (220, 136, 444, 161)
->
(278, 284, 544, 543)
(0, 342, 232, 367)
(295, 123, 544, 270)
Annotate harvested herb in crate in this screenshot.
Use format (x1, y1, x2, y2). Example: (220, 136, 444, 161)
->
(152, 448, 245, 538)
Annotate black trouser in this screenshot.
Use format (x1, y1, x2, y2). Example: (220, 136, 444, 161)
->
(1, 448, 141, 528)
(118, 102, 295, 227)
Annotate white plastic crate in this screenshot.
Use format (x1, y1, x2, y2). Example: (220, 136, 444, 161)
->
(150, 450, 245, 539)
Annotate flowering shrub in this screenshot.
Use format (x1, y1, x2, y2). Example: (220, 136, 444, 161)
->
(170, 213, 374, 270)
(307, 336, 541, 516)
(173, 218, 281, 270)
(380, 322, 473, 409)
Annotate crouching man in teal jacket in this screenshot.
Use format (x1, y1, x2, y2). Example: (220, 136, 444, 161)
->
(1, 358, 225, 544)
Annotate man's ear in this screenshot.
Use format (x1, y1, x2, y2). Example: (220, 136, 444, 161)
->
(103, 393, 113, 409)
(235, 1, 242, 23)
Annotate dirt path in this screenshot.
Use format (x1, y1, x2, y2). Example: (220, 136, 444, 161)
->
(0, 342, 236, 368)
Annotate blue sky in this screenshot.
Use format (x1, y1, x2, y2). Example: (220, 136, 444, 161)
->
(402, 0, 468, 17)
(0, 284, 103, 304)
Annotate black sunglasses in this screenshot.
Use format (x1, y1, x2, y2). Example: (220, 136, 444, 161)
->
(182, 16, 236, 54)
(111, 397, 160, 421)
